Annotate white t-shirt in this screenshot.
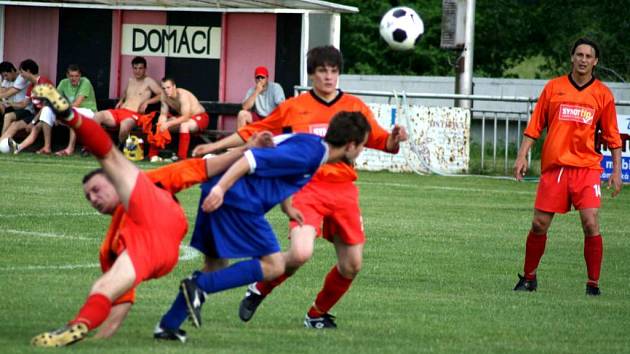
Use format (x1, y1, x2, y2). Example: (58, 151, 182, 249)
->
(243, 81, 285, 117)
(11, 74, 28, 103)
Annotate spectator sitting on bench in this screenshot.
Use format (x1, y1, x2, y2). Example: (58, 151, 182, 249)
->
(0, 61, 29, 135)
(237, 66, 285, 129)
(92, 56, 161, 149)
(148, 77, 209, 162)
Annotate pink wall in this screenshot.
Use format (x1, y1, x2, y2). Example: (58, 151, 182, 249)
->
(108, 10, 166, 98)
(3, 6, 59, 82)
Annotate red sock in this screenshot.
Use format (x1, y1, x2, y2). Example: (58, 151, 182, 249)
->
(148, 144, 159, 158)
(308, 266, 353, 317)
(584, 234, 603, 286)
(177, 132, 190, 160)
(256, 273, 291, 296)
(69, 293, 112, 330)
(523, 230, 547, 280)
(69, 110, 113, 158)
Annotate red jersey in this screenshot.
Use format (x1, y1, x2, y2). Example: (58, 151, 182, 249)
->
(99, 158, 207, 304)
(238, 90, 395, 183)
(524, 75, 622, 173)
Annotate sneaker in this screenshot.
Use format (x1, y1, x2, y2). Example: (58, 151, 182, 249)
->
(7, 138, 18, 153)
(513, 274, 537, 292)
(304, 313, 337, 329)
(31, 84, 71, 117)
(31, 323, 88, 347)
(150, 155, 163, 163)
(181, 277, 206, 328)
(153, 323, 186, 343)
(586, 284, 601, 296)
(239, 283, 266, 322)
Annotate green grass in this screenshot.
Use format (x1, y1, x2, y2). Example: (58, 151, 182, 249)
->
(1, 154, 629, 353)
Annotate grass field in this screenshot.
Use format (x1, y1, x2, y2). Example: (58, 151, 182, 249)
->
(1, 154, 629, 353)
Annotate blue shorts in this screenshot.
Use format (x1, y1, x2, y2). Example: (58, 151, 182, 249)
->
(190, 185, 280, 259)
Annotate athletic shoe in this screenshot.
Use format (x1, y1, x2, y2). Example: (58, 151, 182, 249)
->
(31, 84, 71, 118)
(7, 138, 18, 154)
(31, 323, 88, 347)
(181, 277, 205, 328)
(586, 284, 601, 296)
(153, 323, 186, 343)
(304, 313, 337, 329)
(513, 274, 537, 292)
(239, 283, 266, 322)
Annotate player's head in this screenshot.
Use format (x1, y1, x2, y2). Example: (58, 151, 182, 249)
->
(66, 64, 82, 86)
(254, 66, 269, 86)
(83, 169, 120, 215)
(131, 56, 147, 79)
(19, 59, 39, 80)
(0, 61, 17, 81)
(307, 46, 342, 98)
(325, 111, 371, 163)
(161, 77, 177, 98)
(570, 37, 599, 76)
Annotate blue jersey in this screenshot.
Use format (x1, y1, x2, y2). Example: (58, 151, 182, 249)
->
(191, 133, 328, 258)
(202, 133, 328, 214)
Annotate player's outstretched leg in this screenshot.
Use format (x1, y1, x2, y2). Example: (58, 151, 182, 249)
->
(31, 323, 89, 347)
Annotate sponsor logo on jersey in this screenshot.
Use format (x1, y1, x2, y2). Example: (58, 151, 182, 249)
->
(558, 104, 595, 124)
(309, 124, 328, 137)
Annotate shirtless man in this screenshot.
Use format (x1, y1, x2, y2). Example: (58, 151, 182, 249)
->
(148, 77, 209, 161)
(93, 56, 161, 146)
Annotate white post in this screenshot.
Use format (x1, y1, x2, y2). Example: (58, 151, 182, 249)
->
(331, 13, 340, 49)
(300, 11, 310, 88)
(0, 6, 4, 61)
(455, 0, 475, 108)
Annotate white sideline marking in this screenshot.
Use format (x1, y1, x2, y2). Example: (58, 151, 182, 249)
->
(357, 181, 531, 195)
(4, 229, 94, 241)
(0, 211, 99, 218)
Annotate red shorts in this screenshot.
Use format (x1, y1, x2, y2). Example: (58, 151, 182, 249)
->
(290, 180, 365, 245)
(108, 108, 141, 126)
(118, 172, 188, 286)
(191, 112, 209, 130)
(251, 111, 263, 122)
(535, 166, 602, 213)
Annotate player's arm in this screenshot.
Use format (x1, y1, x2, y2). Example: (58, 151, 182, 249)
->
(202, 156, 250, 212)
(166, 99, 192, 128)
(280, 197, 304, 226)
(242, 86, 260, 111)
(513, 136, 536, 181)
(93, 302, 132, 339)
(115, 81, 129, 109)
(0, 86, 18, 99)
(9, 97, 28, 110)
(608, 147, 622, 197)
(193, 133, 246, 156)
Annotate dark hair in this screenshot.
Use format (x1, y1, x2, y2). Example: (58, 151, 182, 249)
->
(161, 76, 176, 85)
(307, 45, 343, 75)
(131, 56, 147, 67)
(19, 59, 39, 74)
(571, 37, 599, 58)
(82, 168, 108, 184)
(324, 111, 371, 147)
(0, 61, 16, 74)
(66, 64, 81, 74)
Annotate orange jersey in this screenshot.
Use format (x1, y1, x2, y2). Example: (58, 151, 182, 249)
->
(237, 90, 394, 183)
(524, 75, 622, 172)
(98, 158, 207, 304)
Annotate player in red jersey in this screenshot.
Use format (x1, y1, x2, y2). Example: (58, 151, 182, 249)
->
(512, 38, 622, 296)
(28, 84, 270, 347)
(192, 45, 408, 328)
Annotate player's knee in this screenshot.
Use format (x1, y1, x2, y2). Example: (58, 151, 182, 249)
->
(582, 220, 600, 236)
(531, 218, 550, 234)
(261, 254, 285, 280)
(338, 259, 362, 278)
(287, 247, 313, 267)
(203, 257, 228, 272)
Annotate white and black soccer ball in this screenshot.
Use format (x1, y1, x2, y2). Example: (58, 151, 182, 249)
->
(0, 138, 16, 154)
(379, 7, 424, 51)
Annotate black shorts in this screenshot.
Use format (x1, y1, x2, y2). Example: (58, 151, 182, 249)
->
(12, 109, 35, 123)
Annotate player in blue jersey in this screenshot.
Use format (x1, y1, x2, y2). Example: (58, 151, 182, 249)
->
(154, 111, 372, 342)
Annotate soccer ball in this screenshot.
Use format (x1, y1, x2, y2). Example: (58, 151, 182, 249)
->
(379, 7, 424, 51)
(0, 138, 16, 154)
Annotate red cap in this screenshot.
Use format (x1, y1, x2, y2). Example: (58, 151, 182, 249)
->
(254, 66, 269, 78)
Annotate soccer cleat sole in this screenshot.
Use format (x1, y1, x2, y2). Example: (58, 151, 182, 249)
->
(31, 83, 71, 113)
(180, 280, 202, 328)
(31, 323, 88, 347)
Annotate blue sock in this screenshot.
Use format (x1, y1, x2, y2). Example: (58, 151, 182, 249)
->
(160, 272, 205, 330)
(195, 259, 263, 294)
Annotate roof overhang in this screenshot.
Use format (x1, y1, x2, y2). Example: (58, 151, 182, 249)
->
(0, 0, 359, 14)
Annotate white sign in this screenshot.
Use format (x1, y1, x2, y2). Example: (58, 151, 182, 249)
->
(600, 114, 630, 182)
(121, 24, 221, 59)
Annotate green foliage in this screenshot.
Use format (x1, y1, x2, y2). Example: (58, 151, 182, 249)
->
(339, 1, 630, 81)
(2, 154, 630, 353)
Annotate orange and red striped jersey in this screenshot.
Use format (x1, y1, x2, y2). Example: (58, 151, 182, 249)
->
(238, 90, 394, 183)
(98, 158, 207, 304)
(524, 75, 622, 172)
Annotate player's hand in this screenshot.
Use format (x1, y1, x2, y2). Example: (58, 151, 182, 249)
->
(157, 122, 168, 133)
(282, 205, 304, 226)
(202, 185, 225, 212)
(392, 125, 408, 142)
(192, 143, 216, 157)
(246, 131, 275, 148)
(255, 80, 265, 93)
(608, 170, 623, 197)
(513, 157, 528, 181)
(139, 102, 148, 114)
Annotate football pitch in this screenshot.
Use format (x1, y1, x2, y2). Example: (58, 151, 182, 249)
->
(1, 154, 629, 353)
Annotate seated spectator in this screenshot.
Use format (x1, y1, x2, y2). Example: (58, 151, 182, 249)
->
(237, 66, 285, 129)
(0, 59, 53, 154)
(0, 61, 28, 135)
(148, 77, 209, 161)
(54, 64, 98, 156)
(92, 56, 161, 149)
